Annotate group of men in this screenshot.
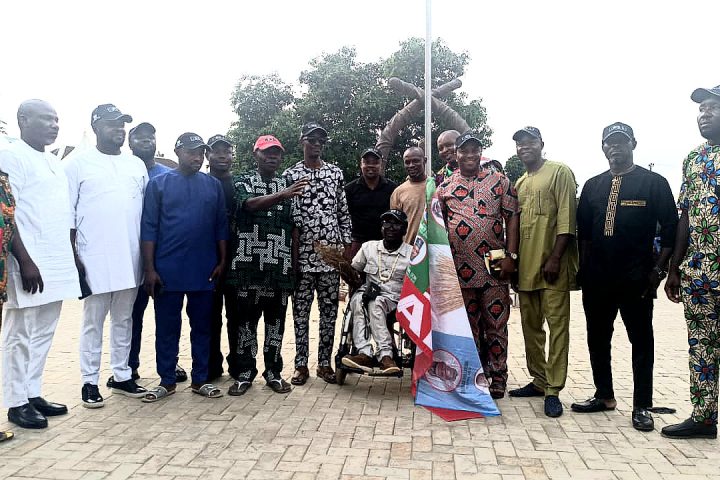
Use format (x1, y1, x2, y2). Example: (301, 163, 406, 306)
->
(1, 83, 720, 442)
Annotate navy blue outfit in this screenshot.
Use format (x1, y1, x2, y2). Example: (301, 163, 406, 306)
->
(141, 169, 229, 386)
(129, 162, 171, 371)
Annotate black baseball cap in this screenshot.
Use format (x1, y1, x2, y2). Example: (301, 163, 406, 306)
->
(91, 104, 132, 125)
(512, 126, 542, 142)
(455, 131, 483, 149)
(300, 122, 328, 139)
(361, 147, 382, 160)
(207, 134, 232, 148)
(175, 132, 210, 150)
(381, 209, 408, 225)
(602, 122, 635, 142)
(691, 85, 720, 103)
(128, 122, 156, 136)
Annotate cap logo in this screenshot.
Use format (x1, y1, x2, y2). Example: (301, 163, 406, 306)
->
(105, 106, 119, 113)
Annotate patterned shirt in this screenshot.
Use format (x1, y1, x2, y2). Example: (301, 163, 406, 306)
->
(436, 169, 519, 288)
(226, 172, 295, 292)
(678, 143, 720, 280)
(283, 160, 352, 272)
(0, 171, 15, 302)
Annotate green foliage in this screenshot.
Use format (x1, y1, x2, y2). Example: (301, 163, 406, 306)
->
(227, 38, 492, 183)
(504, 154, 526, 184)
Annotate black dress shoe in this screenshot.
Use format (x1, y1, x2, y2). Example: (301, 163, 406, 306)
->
(661, 417, 718, 439)
(508, 382, 545, 397)
(28, 397, 68, 417)
(632, 408, 654, 432)
(571, 397, 616, 413)
(7, 403, 48, 429)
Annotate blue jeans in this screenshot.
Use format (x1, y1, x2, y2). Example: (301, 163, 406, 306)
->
(153, 291, 214, 386)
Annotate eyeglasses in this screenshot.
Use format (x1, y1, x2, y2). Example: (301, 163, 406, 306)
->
(303, 137, 327, 146)
(381, 221, 404, 229)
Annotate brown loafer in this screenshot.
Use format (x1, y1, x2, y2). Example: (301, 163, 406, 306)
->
(316, 366, 337, 384)
(291, 366, 309, 386)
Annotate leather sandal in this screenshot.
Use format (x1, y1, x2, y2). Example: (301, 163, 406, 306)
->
(316, 366, 337, 384)
(291, 366, 309, 386)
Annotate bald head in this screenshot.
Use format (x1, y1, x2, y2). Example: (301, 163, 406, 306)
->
(402, 146, 427, 182)
(17, 99, 59, 152)
(437, 130, 460, 167)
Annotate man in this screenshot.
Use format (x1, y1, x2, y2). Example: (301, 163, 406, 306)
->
(283, 122, 351, 385)
(572, 122, 677, 430)
(390, 146, 430, 245)
(206, 134, 239, 381)
(436, 132, 519, 400)
(126, 122, 186, 383)
(664, 85, 720, 439)
(510, 126, 579, 418)
(0, 100, 80, 428)
(64, 105, 148, 407)
(141, 133, 227, 402)
(341, 209, 411, 374)
(434, 130, 460, 185)
(345, 147, 397, 258)
(226, 135, 308, 396)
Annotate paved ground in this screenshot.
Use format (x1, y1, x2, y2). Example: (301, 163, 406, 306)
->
(0, 289, 716, 480)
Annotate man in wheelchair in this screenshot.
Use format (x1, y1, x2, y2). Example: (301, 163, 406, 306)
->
(341, 209, 412, 375)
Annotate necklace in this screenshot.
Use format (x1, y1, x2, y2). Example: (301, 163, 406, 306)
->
(377, 244, 402, 283)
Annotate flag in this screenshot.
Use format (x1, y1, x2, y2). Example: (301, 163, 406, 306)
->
(397, 179, 500, 421)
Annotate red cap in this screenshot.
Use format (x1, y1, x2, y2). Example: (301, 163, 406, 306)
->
(253, 135, 285, 152)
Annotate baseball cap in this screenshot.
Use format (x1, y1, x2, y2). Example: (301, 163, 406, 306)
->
(512, 126, 543, 142)
(602, 122, 635, 142)
(253, 135, 285, 152)
(91, 104, 132, 125)
(455, 131, 483, 149)
(128, 122, 156, 136)
(691, 85, 720, 104)
(300, 122, 328, 139)
(381, 209, 408, 224)
(208, 134, 233, 148)
(360, 147, 382, 160)
(174, 132, 210, 150)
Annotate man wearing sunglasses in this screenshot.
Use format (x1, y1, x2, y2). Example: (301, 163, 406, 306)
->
(283, 123, 352, 385)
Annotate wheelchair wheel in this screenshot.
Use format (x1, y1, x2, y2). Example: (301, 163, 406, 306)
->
(336, 366, 347, 385)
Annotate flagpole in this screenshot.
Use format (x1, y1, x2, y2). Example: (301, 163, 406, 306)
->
(424, 0, 432, 178)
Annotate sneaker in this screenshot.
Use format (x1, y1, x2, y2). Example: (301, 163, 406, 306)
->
(341, 353, 373, 372)
(544, 395, 563, 417)
(109, 377, 148, 398)
(379, 356, 401, 374)
(81, 383, 104, 409)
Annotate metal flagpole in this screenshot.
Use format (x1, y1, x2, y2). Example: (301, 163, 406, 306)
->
(424, 0, 432, 177)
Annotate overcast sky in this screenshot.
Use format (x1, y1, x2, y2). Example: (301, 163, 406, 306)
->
(1, 0, 716, 192)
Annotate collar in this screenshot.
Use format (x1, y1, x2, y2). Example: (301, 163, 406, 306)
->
(378, 241, 412, 257)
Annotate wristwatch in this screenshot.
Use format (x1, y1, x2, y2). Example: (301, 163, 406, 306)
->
(653, 265, 667, 280)
(507, 252, 518, 261)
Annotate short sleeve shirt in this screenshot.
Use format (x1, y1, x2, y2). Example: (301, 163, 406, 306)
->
(436, 169, 519, 288)
(351, 241, 412, 302)
(226, 172, 294, 292)
(515, 161, 579, 291)
(678, 143, 720, 280)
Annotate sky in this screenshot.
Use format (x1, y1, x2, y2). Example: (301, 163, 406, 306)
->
(1, 0, 717, 193)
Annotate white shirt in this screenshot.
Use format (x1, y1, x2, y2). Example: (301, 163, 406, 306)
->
(63, 147, 148, 294)
(0, 140, 81, 308)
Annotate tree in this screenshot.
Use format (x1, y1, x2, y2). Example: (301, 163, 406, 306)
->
(227, 38, 492, 183)
(504, 155, 526, 185)
(0, 119, 6, 135)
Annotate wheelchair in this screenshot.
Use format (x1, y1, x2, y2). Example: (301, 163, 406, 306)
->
(333, 290, 416, 385)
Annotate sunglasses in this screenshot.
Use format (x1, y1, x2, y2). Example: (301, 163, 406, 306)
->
(303, 137, 327, 145)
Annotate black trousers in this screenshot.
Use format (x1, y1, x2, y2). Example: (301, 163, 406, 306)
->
(582, 287, 654, 408)
(235, 290, 289, 382)
(208, 282, 239, 379)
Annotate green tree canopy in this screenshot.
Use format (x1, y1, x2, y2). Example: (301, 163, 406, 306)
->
(504, 154, 526, 185)
(227, 38, 492, 183)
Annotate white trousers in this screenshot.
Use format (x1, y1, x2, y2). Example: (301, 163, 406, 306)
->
(79, 288, 137, 385)
(349, 291, 395, 359)
(2, 301, 63, 408)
